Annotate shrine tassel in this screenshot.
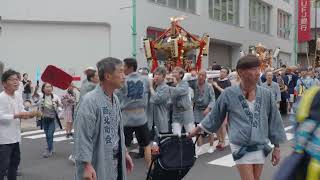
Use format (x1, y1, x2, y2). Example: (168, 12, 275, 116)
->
(176, 39, 183, 67)
(196, 41, 206, 71)
(150, 41, 159, 72)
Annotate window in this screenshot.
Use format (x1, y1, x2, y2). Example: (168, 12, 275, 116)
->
(209, 0, 214, 19)
(209, 0, 239, 25)
(149, 0, 197, 13)
(188, 0, 196, 12)
(179, 0, 187, 10)
(156, 0, 166, 5)
(249, 0, 271, 34)
(313, 1, 320, 7)
(168, 0, 178, 8)
(278, 10, 291, 39)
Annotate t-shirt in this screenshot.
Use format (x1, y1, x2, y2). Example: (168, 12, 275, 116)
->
(213, 78, 231, 98)
(0, 91, 25, 144)
(284, 73, 298, 94)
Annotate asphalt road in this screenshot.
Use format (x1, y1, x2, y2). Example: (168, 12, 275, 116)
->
(16, 115, 295, 180)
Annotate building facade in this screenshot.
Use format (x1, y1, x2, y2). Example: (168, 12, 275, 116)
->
(0, 0, 295, 82)
(298, 1, 320, 67)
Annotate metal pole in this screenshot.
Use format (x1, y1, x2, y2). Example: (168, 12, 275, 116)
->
(307, 47, 310, 66)
(132, 0, 137, 58)
(315, 0, 318, 41)
(294, 0, 298, 65)
(314, 0, 318, 67)
(0, 16, 2, 36)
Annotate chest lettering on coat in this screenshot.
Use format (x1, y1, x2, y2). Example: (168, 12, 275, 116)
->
(127, 80, 144, 99)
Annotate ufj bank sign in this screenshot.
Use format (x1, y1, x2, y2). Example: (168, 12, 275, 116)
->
(298, 0, 311, 42)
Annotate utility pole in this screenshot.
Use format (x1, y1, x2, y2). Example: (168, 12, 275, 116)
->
(132, 0, 137, 58)
(0, 16, 2, 36)
(294, 0, 298, 65)
(120, 0, 137, 58)
(315, 0, 318, 41)
(314, 0, 319, 66)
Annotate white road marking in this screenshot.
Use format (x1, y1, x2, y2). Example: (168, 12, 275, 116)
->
(24, 130, 66, 139)
(21, 130, 44, 136)
(208, 154, 235, 167)
(284, 125, 293, 131)
(207, 125, 294, 167)
(54, 136, 73, 142)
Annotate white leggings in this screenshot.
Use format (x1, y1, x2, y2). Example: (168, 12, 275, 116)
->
(172, 122, 195, 136)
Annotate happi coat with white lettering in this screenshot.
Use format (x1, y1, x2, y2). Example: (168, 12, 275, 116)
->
(74, 86, 127, 180)
(200, 85, 286, 147)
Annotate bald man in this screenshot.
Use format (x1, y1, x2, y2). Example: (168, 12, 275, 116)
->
(188, 70, 216, 154)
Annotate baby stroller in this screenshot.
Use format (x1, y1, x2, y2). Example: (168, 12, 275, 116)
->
(146, 127, 197, 180)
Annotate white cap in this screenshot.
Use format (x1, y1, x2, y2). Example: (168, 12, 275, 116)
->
(84, 67, 96, 74)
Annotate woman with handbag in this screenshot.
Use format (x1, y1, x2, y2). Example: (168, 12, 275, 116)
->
(40, 83, 62, 158)
(61, 85, 76, 138)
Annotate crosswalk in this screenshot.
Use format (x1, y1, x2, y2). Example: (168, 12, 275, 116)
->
(21, 129, 136, 143)
(22, 129, 74, 142)
(21, 125, 294, 168)
(206, 125, 294, 167)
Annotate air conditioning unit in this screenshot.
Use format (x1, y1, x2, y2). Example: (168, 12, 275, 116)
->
(273, 48, 280, 58)
(202, 35, 210, 56)
(143, 39, 152, 59)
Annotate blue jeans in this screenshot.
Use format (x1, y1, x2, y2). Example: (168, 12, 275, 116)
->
(0, 143, 20, 180)
(22, 93, 31, 101)
(42, 117, 56, 152)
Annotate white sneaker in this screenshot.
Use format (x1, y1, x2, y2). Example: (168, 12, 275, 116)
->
(42, 151, 53, 158)
(207, 147, 214, 153)
(132, 137, 138, 144)
(196, 146, 203, 156)
(68, 154, 75, 164)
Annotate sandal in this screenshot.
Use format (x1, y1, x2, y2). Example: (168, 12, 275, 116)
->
(216, 141, 225, 151)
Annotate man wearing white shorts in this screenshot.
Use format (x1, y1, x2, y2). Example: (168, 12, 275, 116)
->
(189, 55, 286, 180)
(169, 67, 195, 135)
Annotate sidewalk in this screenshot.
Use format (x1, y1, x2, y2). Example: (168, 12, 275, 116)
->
(21, 118, 66, 132)
(21, 118, 38, 132)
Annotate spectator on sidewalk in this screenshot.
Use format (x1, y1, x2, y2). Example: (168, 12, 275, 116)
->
(212, 67, 231, 151)
(295, 67, 314, 102)
(277, 72, 289, 114)
(309, 70, 320, 86)
(0, 62, 4, 92)
(211, 61, 221, 71)
(0, 69, 38, 180)
(61, 85, 76, 138)
(16, 73, 24, 102)
(78, 68, 99, 103)
(283, 67, 298, 114)
(39, 83, 62, 158)
(262, 71, 281, 107)
(21, 73, 33, 101)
